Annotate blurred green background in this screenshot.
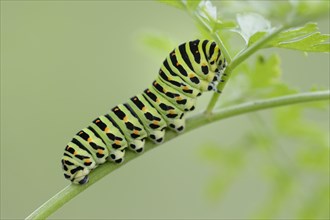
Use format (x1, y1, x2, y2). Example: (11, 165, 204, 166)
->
(1, 1, 329, 219)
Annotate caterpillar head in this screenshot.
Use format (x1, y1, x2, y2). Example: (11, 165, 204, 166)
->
(205, 40, 226, 73)
(61, 153, 96, 185)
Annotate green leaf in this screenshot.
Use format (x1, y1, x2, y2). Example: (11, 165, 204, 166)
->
(273, 32, 330, 52)
(236, 13, 272, 44)
(217, 54, 298, 107)
(251, 54, 281, 88)
(199, 143, 246, 202)
(197, 0, 217, 22)
(295, 0, 330, 18)
(248, 31, 268, 46)
(249, 23, 330, 52)
(272, 23, 319, 42)
(297, 185, 330, 219)
(248, 23, 320, 46)
(245, 54, 297, 98)
(274, 106, 329, 147)
(214, 20, 237, 30)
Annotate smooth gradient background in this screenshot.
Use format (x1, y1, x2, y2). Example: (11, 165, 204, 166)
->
(1, 1, 329, 219)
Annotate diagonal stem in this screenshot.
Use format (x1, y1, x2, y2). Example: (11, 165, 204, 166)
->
(26, 90, 330, 220)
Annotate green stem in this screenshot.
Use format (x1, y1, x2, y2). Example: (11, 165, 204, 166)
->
(205, 26, 287, 114)
(25, 90, 330, 220)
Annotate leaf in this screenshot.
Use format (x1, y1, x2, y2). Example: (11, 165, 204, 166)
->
(295, 0, 330, 18)
(245, 54, 297, 98)
(197, 0, 217, 22)
(199, 143, 246, 202)
(236, 13, 272, 44)
(274, 105, 329, 147)
(249, 23, 330, 52)
(273, 23, 319, 42)
(273, 32, 330, 52)
(249, 23, 319, 46)
(217, 53, 298, 107)
(214, 20, 237, 30)
(248, 31, 267, 46)
(251, 54, 281, 88)
(268, 23, 329, 53)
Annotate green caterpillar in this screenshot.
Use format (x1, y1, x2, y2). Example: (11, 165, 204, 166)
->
(61, 39, 227, 184)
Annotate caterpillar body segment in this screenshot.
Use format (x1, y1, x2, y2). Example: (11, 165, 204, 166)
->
(127, 94, 167, 144)
(61, 39, 227, 184)
(152, 79, 197, 112)
(109, 105, 148, 153)
(91, 115, 128, 151)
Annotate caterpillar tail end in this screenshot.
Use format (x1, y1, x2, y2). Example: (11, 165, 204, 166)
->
(77, 175, 89, 185)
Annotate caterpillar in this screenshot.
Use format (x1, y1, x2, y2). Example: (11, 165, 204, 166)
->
(61, 39, 227, 184)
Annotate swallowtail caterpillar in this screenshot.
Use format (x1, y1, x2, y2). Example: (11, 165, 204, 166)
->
(61, 39, 227, 184)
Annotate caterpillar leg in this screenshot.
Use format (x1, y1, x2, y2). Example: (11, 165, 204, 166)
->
(108, 149, 126, 164)
(129, 138, 145, 153)
(148, 129, 166, 143)
(168, 118, 186, 133)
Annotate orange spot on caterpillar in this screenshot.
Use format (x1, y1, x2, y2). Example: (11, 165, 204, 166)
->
(85, 159, 91, 163)
(114, 108, 119, 111)
(97, 149, 103, 154)
(176, 62, 180, 66)
(153, 120, 159, 125)
(114, 140, 121, 145)
(153, 81, 157, 86)
(87, 137, 92, 142)
(134, 97, 137, 101)
(78, 131, 83, 135)
(95, 119, 100, 123)
(104, 127, 110, 133)
(189, 73, 194, 78)
(123, 116, 128, 122)
(133, 129, 139, 135)
(142, 106, 146, 112)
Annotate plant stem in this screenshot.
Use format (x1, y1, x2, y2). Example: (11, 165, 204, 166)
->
(205, 26, 287, 114)
(25, 90, 330, 220)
